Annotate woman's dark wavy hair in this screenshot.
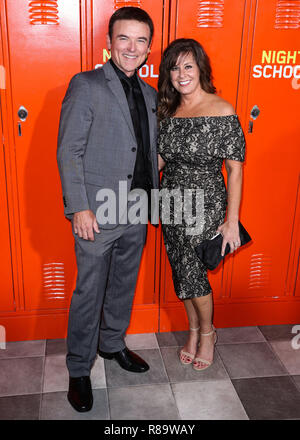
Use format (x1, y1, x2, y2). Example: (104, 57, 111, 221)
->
(157, 39, 216, 121)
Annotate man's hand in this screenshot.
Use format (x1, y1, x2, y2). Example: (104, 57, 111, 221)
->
(73, 210, 100, 241)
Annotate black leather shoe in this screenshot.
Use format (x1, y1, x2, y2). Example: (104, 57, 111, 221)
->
(98, 347, 149, 373)
(67, 376, 93, 412)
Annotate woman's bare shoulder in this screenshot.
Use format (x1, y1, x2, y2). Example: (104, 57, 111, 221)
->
(209, 95, 236, 116)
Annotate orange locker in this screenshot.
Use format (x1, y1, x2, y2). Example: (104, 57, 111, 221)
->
(160, 0, 248, 330)
(0, 104, 14, 313)
(229, 0, 300, 323)
(0, 0, 299, 341)
(160, 0, 300, 330)
(0, 0, 82, 339)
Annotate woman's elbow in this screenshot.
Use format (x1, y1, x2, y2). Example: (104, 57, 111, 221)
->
(225, 162, 243, 178)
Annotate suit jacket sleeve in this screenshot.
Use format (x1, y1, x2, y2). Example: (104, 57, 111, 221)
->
(57, 74, 93, 217)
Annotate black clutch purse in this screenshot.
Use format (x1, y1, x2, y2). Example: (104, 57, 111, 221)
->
(195, 221, 251, 270)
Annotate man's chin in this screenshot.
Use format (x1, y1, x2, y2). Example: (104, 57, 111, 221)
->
(124, 57, 148, 72)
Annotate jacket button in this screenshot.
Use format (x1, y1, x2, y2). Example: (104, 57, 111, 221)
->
(127, 174, 132, 179)
(131, 147, 136, 152)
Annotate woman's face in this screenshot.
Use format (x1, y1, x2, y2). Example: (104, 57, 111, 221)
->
(169, 52, 201, 95)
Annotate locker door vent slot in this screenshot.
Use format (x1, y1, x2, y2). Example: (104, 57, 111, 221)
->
(275, 0, 300, 29)
(248, 254, 272, 290)
(197, 0, 224, 28)
(29, 1, 59, 25)
(114, 0, 141, 9)
(43, 263, 66, 300)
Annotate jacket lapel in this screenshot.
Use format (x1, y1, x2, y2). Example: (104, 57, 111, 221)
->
(102, 62, 156, 148)
(102, 62, 136, 140)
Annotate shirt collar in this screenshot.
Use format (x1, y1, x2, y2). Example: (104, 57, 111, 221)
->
(109, 59, 138, 85)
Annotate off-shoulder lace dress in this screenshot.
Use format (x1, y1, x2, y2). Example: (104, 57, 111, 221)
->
(158, 115, 245, 299)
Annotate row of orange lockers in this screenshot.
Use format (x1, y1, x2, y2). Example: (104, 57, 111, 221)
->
(0, 0, 299, 341)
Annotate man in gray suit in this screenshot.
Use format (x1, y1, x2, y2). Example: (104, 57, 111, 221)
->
(57, 7, 158, 412)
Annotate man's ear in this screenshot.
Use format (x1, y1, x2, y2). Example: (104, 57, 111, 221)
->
(106, 33, 111, 49)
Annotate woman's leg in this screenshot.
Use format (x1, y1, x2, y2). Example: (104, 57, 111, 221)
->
(192, 292, 213, 332)
(191, 292, 216, 368)
(180, 299, 200, 362)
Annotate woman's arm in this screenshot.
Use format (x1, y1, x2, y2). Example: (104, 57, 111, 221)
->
(158, 153, 166, 171)
(217, 159, 243, 255)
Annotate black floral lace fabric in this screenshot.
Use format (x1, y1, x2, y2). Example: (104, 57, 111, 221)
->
(158, 115, 245, 299)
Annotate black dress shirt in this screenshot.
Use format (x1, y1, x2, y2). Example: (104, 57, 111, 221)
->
(110, 59, 152, 194)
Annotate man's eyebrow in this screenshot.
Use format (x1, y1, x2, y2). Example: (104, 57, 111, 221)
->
(116, 34, 148, 41)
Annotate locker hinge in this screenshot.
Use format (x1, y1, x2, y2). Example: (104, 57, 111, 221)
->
(0, 65, 5, 89)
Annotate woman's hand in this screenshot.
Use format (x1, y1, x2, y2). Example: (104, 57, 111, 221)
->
(158, 154, 166, 171)
(217, 220, 240, 256)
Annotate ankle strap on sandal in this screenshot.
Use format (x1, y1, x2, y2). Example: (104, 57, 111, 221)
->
(189, 326, 200, 331)
(200, 325, 216, 336)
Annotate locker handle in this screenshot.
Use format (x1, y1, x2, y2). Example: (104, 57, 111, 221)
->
(248, 105, 260, 133)
(17, 106, 28, 137)
(248, 121, 253, 133)
(250, 105, 260, 120)
(18, 106, 28, 121)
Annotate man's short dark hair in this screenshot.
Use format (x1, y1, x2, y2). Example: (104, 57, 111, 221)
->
(108, 7, 154, 45)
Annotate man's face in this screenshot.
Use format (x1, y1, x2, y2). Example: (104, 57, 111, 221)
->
(107, 19, 151, 77)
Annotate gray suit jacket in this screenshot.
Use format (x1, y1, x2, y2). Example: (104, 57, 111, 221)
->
(57, 61, 159, 229)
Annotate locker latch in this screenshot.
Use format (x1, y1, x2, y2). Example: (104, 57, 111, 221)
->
(250, 105, 260, 120)
(248, 105, 260, 133)
(17, 106, 28, 136)
(18, 106, 28, 121)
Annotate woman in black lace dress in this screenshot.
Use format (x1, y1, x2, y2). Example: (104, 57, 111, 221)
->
(157, 39, 245, 371)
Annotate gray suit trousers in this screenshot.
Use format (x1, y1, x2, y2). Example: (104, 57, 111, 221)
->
(66, 221, 147, 377)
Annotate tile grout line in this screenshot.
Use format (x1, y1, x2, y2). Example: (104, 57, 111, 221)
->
(102, 357, 112, 420)
(38, 339, 47, 420)
(155, 333, 182, 420)
(264, 338, 298, 378)
(290, 375, 300, 393)
(256, 325, 268, 341)
(214, 327, 270, 418)
(256, 325, 297, 376)
(216, 335, 292, 381)
(214, 343, 251, 419)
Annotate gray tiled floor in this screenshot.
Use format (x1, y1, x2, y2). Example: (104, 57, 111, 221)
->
(0, 325, 299, 420)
